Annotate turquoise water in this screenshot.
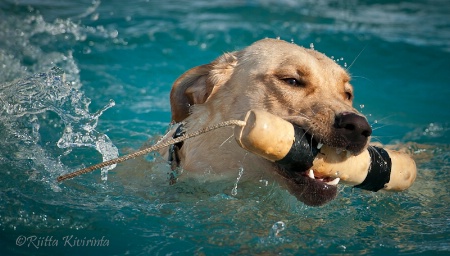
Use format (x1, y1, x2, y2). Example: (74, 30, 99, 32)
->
(1, 0, 449, 255)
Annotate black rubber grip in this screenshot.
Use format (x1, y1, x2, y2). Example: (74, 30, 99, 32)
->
(276, 125, 319, 172)
(354, 146, 392, 192)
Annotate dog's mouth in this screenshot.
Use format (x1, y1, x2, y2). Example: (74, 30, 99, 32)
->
(274, 135, 337, 206)
(273, 112, 372, 206)
(274, 127, 362, 207)
(279, 167, 340, 207)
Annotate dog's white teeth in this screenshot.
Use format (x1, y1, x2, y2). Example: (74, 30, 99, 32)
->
(308, 169, 315, 179)
(308, 169, 339, 185)
(326, 178, 340, 186)
(317, 143, 323, 150)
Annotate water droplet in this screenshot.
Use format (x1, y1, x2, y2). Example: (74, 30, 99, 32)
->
(231, 167, 244, 196)
(269, 221, 286, 237)
(359, 104, 365, 109)
(101, 168, 108, 181)
(82, 47, 91, 54)
(338, 245, 347, 251)
(109, 29, 118, 38)
(309, 43, 314, 50)
(90, 13, 99, 21)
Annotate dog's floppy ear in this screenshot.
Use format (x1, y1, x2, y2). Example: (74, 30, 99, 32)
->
(170, 52, 238, 122)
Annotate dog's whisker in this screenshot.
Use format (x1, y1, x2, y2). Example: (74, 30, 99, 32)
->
(346, 45, 367, 71)
(370, 118, 394, 130)
(309, 132, 315, 156)
(297, 127, 316, 157)
(282, 115, 311, 122)
(282, 113, 312, 124)
(370, 114, 396, 125)
(287, 104, 316, 117)
(305, 128, 320, 156)
(371, 124, 391, 131)
(351, 75, 374, 84)
(369, 136, 384, 145)
(308, 105, 317, 116)
(282, 105, 313, 120)
(370, 135, 396, 142)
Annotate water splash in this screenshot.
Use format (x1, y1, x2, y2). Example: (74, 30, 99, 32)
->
(231, 166, 244, 196)
(0, 7, 124, 85)
(0, 67, 118, 184)
(0, 6, 123, 184)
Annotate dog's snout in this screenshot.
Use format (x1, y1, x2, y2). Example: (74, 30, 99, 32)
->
(335, 112, 372, 139)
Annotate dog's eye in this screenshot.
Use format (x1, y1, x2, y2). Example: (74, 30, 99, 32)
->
(282, 78, 304, 87)
(345, 91, 353, 100)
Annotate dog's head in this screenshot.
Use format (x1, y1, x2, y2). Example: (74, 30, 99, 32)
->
(169, 39, 372, 206)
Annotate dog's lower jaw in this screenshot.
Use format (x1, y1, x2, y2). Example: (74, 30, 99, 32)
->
(274, 164, 338, 207)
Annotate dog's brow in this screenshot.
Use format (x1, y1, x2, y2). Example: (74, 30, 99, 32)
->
(342, 73, 351, 83)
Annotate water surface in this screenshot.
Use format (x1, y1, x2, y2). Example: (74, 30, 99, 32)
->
(1, 0, 449, 255)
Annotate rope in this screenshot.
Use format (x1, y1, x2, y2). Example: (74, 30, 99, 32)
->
(57, 119, 246, 182)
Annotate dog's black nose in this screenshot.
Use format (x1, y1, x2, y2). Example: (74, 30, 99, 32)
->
(334, 112, 372, 147)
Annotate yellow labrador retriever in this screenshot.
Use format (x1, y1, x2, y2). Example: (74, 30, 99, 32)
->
(166, 38, 372, 206)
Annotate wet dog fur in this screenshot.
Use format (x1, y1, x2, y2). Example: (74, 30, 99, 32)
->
(165, 38, 372, 206)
